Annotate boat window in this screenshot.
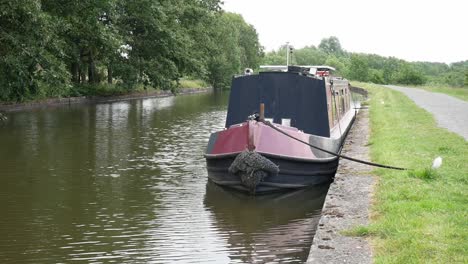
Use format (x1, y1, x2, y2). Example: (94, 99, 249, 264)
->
(281, 118, 291, 127)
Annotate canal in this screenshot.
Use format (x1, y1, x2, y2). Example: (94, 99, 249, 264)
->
(0, 92, 328, 263)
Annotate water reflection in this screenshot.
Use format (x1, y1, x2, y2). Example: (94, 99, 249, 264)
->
(0, 92, 328, 263)
(204, 183, 329, 263)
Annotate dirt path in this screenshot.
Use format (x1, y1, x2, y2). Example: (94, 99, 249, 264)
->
(386, 85, 468, 140)
(307, 110, 374, 263)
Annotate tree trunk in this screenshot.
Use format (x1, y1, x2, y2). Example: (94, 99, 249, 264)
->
(71, 62, 79, 83)
(79, 65, 86, 84)
(88, 50, 96, 84)
(107, 64, 112, 84)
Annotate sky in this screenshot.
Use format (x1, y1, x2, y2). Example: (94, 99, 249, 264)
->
(222, 0, 468, 64)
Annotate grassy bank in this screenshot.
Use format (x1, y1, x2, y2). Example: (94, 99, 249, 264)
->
(178, 78, 209, 89)
(411, 85, 468, 102)
(354, 82, 467, 263)
(71, 79, 208, 97)
(0, 79, 209, 103)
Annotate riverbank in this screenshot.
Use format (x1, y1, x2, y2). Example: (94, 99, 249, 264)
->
(408, 84, 468, 102)
(0, 87, 212, 112)
(307, 109, 374, 263)
(357, 83, 467, 263)
(309, 82, 467, 263)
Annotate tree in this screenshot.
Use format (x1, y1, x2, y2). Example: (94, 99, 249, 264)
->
(318, 36, 343, 55)
(447, 61, 468, 87)
(325, 55, 346, 75)
(42, 0, 122, 85)
(205, 12, 262, 89)
(369, 69, 385, 84)
(465, 71, 468, 87)
(261, 50, 287, 65)
(347, 54, 369, 81)
(294, 46, 328, 66)
(382, 57, 402, 84)
(0, 0, 268, 101)
(0, 1, 70, 101)
(395, 63, 425, 85)
(205, 13, 242, 89)
(112, 0, 225, 90)
(222, 13, 264, 69)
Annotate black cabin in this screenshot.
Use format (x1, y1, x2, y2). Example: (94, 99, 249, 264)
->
(225, 70, 330, 138)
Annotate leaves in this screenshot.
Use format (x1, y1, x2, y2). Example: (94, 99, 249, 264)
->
(318, 36, 344, 55)
(0, 0, 263, 101)
(263, 37, 466, 87)
(0, 1, 71, 101)
(205, 12, 262, 89)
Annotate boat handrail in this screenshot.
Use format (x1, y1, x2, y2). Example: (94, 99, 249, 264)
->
(259, 65, 336, 72)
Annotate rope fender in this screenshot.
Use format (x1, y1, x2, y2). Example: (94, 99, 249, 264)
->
(229, 150, 280, 194)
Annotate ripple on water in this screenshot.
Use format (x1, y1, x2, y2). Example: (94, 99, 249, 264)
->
(0, 94, 328, 263)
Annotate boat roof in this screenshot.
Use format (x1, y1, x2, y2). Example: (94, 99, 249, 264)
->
(309, 65, 336, 71)
(259, 65, 336, 72)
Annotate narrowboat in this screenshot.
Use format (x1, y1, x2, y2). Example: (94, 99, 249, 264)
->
(204, 65, 355, 194)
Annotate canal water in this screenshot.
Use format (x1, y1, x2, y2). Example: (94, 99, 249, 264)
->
(0, 92, 328, 263)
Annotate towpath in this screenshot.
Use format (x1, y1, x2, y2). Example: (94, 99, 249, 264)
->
(307, 110, 374, 264)
(386, 85, 468, 141)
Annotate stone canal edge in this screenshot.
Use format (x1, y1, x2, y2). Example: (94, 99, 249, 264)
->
(0, 87, 212, 112)
(307, 109, 374, 263)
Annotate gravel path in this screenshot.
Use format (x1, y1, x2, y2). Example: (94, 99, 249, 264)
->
(307, 110, 374, 264)
(386, 85, 468, 140)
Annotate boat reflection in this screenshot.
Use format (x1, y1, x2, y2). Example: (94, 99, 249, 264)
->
(203, 182, 329, 263)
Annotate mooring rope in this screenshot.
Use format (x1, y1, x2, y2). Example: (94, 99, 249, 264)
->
(260, 120, 407, 171)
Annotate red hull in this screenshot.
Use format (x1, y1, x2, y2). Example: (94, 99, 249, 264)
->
(204, 115, 355, 194)
(207, 121, 319, 161)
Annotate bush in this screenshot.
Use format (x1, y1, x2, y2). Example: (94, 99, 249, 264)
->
(369, 69, 386, 84)
(395, 64, 425, 85)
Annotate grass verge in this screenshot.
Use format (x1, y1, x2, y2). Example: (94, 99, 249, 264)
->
(1, 77, 209, 103)
(411, 85, 468, 102)
(342, 225, 373, 237)
(355, 82, 467, 263)
(71, 83, 148, 97)
(178, 78, 208, 89)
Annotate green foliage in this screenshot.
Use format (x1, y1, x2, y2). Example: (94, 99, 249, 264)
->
(342, 225, 373, 237)
(348, 54, 369, 81)
(325, 55, 346, 75)
(262, 37, 467, 88)
(178, 78, 208, 89)
(369, 69, 385, 84)
(71, 83, 129, 97)
(465, 71, 468, 86)
(0, 1, 71, 101)
(295, 46, 327, 65)
(0, 0, 263, 102)
(318, 36, 344, 55)
(408, 168, 439, 180)
(261, 50, 287, 65)
(205, 12, 262, 89)
(395, 63, 425, 85)
(382, 57, 402, 84)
